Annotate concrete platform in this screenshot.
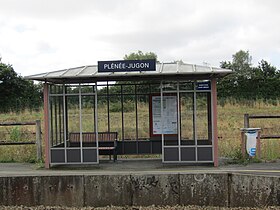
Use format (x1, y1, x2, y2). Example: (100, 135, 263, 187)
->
(0, 159, 280, 207)
(0, 158, 279, 176)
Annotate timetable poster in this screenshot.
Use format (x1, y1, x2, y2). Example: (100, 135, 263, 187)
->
(152, 95, 178, 135)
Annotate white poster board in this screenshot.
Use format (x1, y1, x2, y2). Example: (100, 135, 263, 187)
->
(152, 95, 178, 135)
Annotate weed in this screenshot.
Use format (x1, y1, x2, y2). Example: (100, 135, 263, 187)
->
(10, 127, 21, 142)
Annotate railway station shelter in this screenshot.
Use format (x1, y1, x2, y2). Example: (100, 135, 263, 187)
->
(26, 60, 232, 168)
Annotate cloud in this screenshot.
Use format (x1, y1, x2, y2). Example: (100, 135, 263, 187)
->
(0, 0, 279, 76)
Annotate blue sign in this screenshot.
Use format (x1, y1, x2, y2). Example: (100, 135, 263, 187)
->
(250, 148, 256, 157)
(196, 81, 211, 90)
(98, 59, 156, 73)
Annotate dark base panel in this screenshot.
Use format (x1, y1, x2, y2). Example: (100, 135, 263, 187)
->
(83, 149, 97, 163)
(181, 147, 196, 161)
(197, 147, 213, 161)
(67, 149, 81, 163)
(51, 149, 65, 163)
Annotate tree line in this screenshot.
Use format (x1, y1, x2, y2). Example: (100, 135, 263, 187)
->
(0, 60, 42, 113)
(0, 50, 279, 113)
(218, 50, 280, 104)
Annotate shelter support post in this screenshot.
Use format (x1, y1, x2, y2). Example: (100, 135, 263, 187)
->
(43, 83, 50, 168)
(256, 131, 261, 158)
(241, 131, 246, 157)
(35, 120, 42, 161)
(211, 78, 218, 167)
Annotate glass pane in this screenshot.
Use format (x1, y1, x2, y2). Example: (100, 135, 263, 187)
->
(98, 96, 109, 132)
(122, 84, 135, 95)
(50, 85, 63, 94)
(196, 92, 212, 145)
(66, 85, 79, 95)
(81, 95, 96, 147)
(66, 95, 80, 147)
(180, 93, 195, 145)
(109, 84, 121, 95)
(123, 95, 136, 140)
(50, 96, 64, 147)
(150, 83, 161, 94)
(137, 95, 149, 139)
(81, 85, 95, 94)
(162, 81, 177, 91)
(109, 95, 122, 139)
(179, 81, 194, 91)
(136, 83, 150, 95)
(97, 84, 108, 97)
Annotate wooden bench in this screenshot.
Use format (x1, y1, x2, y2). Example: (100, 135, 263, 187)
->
(68, 132, 118, 161)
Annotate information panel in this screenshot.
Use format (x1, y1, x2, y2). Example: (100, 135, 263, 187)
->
(152, 95, 178, 135)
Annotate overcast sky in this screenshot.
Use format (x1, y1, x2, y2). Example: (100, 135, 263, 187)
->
(0, 0, 280, 76)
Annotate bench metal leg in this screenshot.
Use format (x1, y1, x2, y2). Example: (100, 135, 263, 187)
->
(113, 150, 117, 162)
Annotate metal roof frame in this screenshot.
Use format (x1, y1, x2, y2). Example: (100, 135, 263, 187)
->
(25, 62, 232, 84)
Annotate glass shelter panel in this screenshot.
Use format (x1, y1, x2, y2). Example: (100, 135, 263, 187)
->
(109, 95, 122, 138)
(180, 93, 195, 145)
(137, 95, 150, 139)
(179, 81, 194, 91)
(49, 84, 98, 165)
(123, 94, 136, 140)
(81, 95, 97, 147)
(50, 85, 63, 94)
(66, 95, 80, 147)
(196, 92, 212, 145)
(50, 96, 64, 147)
(162, 81, 177, 92)
(97, 96, 109, 132)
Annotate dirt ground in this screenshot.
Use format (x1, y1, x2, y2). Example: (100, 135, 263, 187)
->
(0, 205, 279, 210)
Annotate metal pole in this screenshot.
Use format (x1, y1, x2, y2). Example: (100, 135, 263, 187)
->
(79, 85, 83, 163)
(194, 82, 198, 162)
(244, 114, 249, 128)
(177, 81, 181, 161)
(211, 78, 218, 167)
(107, 81, 110, 132)
(95, 82, 99, 163)
(121, 85, 125, 153)
(135, 84, 139, 154)
(35, 120, 42, 161)
(160, 81, 164, 162)
(43, 82, 50, 168)
(241, 131, 246, 157)
(256, 130, 261, 159)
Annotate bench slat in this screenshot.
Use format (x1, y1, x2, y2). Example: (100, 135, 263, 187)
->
(69, 132, 117, 143)
(68, 132, 118, 162)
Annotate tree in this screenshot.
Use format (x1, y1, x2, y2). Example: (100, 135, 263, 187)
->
(0, 60, 43, 112)
(252, 60, 280, 100)
(218, 50, 280, 102)
(124, 50, 157, 61)
(218, 50, 254, 100)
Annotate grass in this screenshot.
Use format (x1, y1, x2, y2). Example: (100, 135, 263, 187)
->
(0, 101, 279, 163)
(217, 101, 280, 160)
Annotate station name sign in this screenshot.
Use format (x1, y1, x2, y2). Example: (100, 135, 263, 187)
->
(98, 59, 156, 72)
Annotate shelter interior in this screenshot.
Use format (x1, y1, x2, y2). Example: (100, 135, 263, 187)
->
(49, 80, 214, 164)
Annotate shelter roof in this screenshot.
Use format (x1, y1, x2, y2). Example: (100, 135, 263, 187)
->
(25, 62, 232, 83)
